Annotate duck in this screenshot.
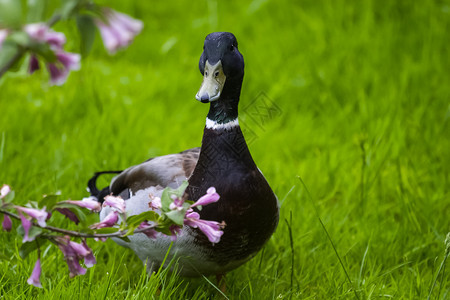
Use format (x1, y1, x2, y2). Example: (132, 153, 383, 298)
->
(88, 32, 279, 279)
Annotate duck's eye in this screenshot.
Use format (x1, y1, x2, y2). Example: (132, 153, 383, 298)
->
(205, 71, 208, 76)
(229, 44, 234, 51)
(214, 71, 219, 77)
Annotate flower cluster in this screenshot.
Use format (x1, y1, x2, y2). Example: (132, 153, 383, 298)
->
(0, 182, 225, 288)
(0, 5, 143, 86)
(161, 187, 225, 243)
(23, 23, 81, 86)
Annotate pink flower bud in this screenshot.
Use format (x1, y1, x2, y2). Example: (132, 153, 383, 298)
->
(28, 55, 40, 74)
(0, 184, 11, 199)
(2, 215, 12, 232)
(64, 199, 101, 212)
(0, 29, 8, 48)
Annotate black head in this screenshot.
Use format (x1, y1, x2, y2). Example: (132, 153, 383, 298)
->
(196, 32, 244, 103)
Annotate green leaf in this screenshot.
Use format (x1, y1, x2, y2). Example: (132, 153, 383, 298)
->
(76, 15, 96, 57)
(60, 0, 79, 20)
(40, 194, 60, 209)
(17, 225, 43, 242)
(7, 32, 30, 47)
(0, 41, 21, 70)
(0, 0, 22, 28)
(28, 41, 56, 62)
(165, 209, 186, 226)
(173, 181, 189, 198)
(126, 211, 160, 227)
(19, 238, 48, 259)
(160, 181, 189, 212)
(3, 190, 15, 203)
(26, 0, 47, 23)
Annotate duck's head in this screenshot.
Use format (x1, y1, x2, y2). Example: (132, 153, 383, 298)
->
(196, 32, 244, 104)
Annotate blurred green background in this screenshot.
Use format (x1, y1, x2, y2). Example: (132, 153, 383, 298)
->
(0, 0, 449, 298)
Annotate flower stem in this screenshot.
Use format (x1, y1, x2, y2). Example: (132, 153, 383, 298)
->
(0, 208, 157, 239)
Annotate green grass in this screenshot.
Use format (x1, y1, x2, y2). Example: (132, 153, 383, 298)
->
(1, 0, 449, 298)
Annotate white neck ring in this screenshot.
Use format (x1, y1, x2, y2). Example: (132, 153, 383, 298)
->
(205, 118, 239, 130)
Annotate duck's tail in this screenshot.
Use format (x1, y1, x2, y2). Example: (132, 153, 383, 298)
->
(87, 171, 122, 203)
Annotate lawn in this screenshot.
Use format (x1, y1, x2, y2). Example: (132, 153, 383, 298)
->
(0, 0, 449, 298)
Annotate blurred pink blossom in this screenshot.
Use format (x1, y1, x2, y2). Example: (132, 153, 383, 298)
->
(0, 184, 11, 199)
(95, 9, 143, 54)
(46, 51, 80, 86)
(23, 23, 80, 85)
(24, 23, 66, 48)
(0, 29, 8, 48)
(27, 258, 42, 288)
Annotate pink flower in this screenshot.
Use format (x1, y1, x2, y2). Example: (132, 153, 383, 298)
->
(64, 199, 101, 212)
(149, 196, 161, 210)
(94, 9, 143, 54)
(90, 210, 119, 229)
(68, 240, 90, 257)
(184, 211, 225, 244)
(103, 195, 125, 213)
(2, 215, 12, 232)
(56, 237, 87, 278)
(191, 187, 220, 208)
(169, 195, 184, 211)
(15, 206, 49, 227)
(24, 23, 66, 48)
(17, 211, 33, 242)
(138, 222, 159, 239)
(82, 240, 96, 268)
(0, 29, 9, 48)
(46, 51, 80, 86)
(27, 258, 42, 288)
(0, 184, 11, 199)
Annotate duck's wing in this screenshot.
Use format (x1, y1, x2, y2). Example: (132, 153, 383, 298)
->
(111, 147, 200, 196)
(88, 147, 200, 201)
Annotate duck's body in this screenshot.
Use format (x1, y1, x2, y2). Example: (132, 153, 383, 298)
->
(90, 32, 279, 277)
